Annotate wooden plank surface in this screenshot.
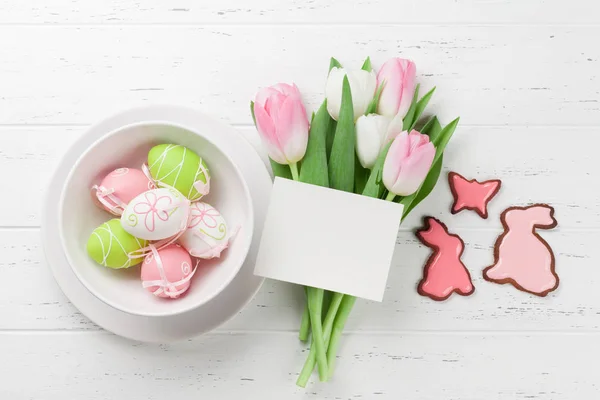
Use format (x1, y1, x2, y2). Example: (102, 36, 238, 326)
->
(0, 26, 597, 126)
(1, 0, 599, 24)
(1, 331, 598, 398)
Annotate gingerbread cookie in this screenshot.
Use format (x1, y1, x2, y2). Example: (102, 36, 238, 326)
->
(483, 204, 558, 297)
(416, 217, 475, 301)
(448, 172, 501, 219)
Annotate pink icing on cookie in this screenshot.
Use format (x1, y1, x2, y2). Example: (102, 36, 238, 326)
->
(448, 172, 501, 219)
(483, 204, 558, 297)
(416, 217, 474, 301)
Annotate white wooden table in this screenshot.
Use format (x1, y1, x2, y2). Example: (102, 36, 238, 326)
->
(1, 1, 598, 398)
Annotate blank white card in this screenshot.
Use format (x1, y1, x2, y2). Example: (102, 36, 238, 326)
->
(254, 178, 404, 302)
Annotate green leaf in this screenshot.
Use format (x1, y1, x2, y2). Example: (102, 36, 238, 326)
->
(409, 86, 435, 131)
(329, 57, 342, 72)
(250, 101, 256, 125)
(325, 58, 342, 159)
(402, 84, 420, 131)
(366, 81, 385, 115)
(354, 157, 369, 195)
(270, 159, 293, 180)
(326, 120, 337, 161)
(299, 100, 331, 187)
(328, 75, 355, 192)
(398, 117, 460, 217)
(361, 57, 372, 72)
(420, 115, 437, 135)
(431, 117, 460, 160)
(420, 116, 442, 142)
(362, 141, 392, 198)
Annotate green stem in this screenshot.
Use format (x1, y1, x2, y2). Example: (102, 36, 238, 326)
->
(289, 162, 299, 181)
(326, 295, 357, 379)
(296, 292, 344, 387)
(322, 290, 333, 315)
(299, 287, 310, 342)
(385, 191, 396, 202)
(307, 287, 328, 381)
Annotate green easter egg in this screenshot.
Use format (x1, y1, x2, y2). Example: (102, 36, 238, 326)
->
(86, 219, 147, 269)
(147, 144, 210, 201)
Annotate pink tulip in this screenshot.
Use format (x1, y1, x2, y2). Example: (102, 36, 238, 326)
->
(253, 83, 309, 165)
(377, 58, 417, 133)
(383, 130, 435, 196)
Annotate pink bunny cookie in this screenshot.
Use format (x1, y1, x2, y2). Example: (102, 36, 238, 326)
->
(483, 204, 559, 297)
(416, 217, 475, 301)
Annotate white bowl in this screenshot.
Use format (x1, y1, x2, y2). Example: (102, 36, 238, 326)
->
(59, 121, 254, 317)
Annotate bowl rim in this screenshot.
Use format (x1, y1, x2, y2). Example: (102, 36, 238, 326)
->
(58, 119, 255, 317)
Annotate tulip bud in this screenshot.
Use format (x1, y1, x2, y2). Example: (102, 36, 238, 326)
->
(383, 130, 435, 196)
(325, 67, 377, 121)
(253, 83, 309, 165)
(377, 58, 416, 120)
(355, 114, 391, 169)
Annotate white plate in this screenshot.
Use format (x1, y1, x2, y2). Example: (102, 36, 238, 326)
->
(41, 105, 272, 342)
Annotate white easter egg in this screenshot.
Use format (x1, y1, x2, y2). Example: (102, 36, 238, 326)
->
(121, 188, 190, 241)
(179, 202, 231, 259)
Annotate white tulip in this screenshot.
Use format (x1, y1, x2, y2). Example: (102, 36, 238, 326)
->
(355, 114, 391, 169)
(325, 67, 377, 121)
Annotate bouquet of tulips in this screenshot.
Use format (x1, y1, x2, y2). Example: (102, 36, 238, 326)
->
(250, 56, 459, 386)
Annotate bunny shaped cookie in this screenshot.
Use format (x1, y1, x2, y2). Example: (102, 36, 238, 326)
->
(483, 204, 558, 297)
(416, 217, 475, 301)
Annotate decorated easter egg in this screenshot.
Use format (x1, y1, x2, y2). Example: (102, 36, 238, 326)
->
(121, 188, 191, 241)
(179, 202, 232, 259)
(87, 219, 148, 269)
(92, 167, 155, 215)
(147, 144, 210, 201)
(141, 244, 195, 298)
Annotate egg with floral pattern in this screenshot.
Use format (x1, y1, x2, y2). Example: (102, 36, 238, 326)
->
(141, 244, 194, 298)
(179, 202, 231, 259)
(121, 188, 190, 241)
(92, 167, 154, 216)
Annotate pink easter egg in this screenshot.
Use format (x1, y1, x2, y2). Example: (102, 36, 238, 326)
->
(141, 244, 194, 299)
(93, 168, 154, 215)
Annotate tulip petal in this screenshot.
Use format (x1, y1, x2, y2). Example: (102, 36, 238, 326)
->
(408, 130, 430, 153)
(278, 95, 309, 163)
(356, 117, 381, 169)
(255, 87, 281, 107)
(273, 83, 300, 98)
(265, 91, 287, 122)
(382, 131, 410, 192)
(325, 67, 346, 120)
(356, 115, 390, 169)
(253, 102, 287, 164)
(349, 70, 377, 119)
(377, 60, 403, 117)
(391, 141, 435, 196)
(386, 111, 405, 142)
(396, 60, 416, 119)
(377, 58, 417, 120)
(326, 68, 377, 121)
